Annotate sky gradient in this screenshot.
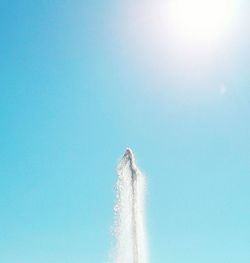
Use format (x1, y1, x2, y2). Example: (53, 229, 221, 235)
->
(0, 0, 250, 262)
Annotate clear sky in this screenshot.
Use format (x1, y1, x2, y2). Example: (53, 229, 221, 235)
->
(0, 0, 250, 262)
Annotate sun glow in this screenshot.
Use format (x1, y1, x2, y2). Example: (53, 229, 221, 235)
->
(167, 0, 236, 45)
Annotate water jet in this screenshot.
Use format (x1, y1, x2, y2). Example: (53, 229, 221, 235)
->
(113, 149, 148, 263)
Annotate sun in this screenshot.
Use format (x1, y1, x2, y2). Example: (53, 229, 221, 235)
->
(167, 0, 236, 45)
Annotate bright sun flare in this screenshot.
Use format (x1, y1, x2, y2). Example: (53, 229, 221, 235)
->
(168, 0, 236, 45)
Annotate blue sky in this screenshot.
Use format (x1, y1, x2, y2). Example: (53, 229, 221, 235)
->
(0, 0, 250, 262)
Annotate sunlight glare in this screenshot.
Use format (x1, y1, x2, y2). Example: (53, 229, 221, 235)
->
(168, 0, 236, 45)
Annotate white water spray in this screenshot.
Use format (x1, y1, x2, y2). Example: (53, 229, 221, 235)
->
(113, 148, 148, 263)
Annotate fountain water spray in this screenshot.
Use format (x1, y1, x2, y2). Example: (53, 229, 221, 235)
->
(113, 148, 148, 263)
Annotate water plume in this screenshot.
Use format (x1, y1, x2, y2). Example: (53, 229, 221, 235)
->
(113, 148, 148, 263)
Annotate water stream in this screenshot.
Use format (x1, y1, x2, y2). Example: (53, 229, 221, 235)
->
(113, 149, 148, 263)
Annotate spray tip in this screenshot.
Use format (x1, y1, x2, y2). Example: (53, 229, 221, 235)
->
(124, 147, 134, 158)
(122, 148, 137, 170)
